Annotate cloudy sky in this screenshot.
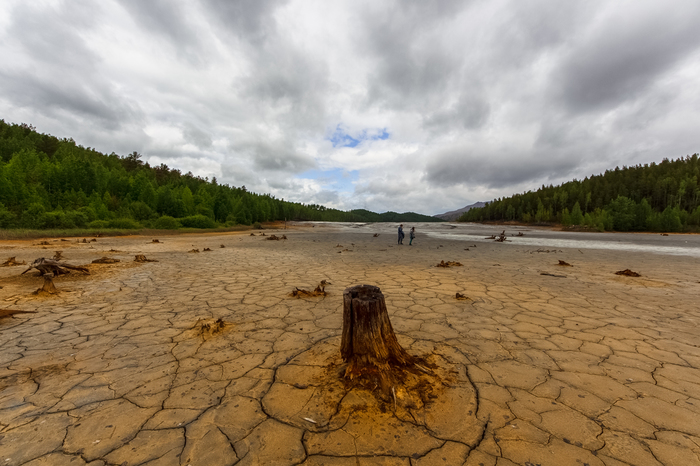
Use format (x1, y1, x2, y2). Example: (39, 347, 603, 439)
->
(2, 0, 699, 215)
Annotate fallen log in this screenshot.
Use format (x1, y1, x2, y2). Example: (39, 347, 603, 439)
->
(21, 258, 89, 276)
(615, 269, 641, 277)
(0, 309, 37, 319)
(92, 257, 120, 264)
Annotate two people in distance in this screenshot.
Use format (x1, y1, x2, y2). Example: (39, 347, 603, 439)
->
(398, 224, 416, 245)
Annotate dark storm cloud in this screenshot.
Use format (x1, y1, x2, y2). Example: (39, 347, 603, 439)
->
(360, 1, 468, 110)
(201, 0, 287, 43)
(424, 145, 580, 190)
(554, 2, 700, 113)
(422, 92, 490, 131)
(6, 2, 100, 70)
(182, 124, 213, 149)
(117, 0, 206, 65)
(232, 139, 316, 173)
(0, 72, 140, 130)
(1, 2, 142, 129)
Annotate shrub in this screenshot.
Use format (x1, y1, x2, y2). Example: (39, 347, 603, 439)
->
(179, 215, 216, 229)
(88, 220, 109, 229)
(66, 210, 89, 228)
(107, 218, 142, 229)
(253, 222, 262, 229)
(0, 205, 16, 228)
(130, 201, 154, 221)
(153, 215, 180, 229)
(37, 211, 75, 229)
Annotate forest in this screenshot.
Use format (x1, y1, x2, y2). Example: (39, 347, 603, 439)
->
(459, 154, 700, 232)
(0, 121, 439, 230)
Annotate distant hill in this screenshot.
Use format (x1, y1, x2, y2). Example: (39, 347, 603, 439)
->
(348, 209, 443, 223)
(434, 202, 486, 221)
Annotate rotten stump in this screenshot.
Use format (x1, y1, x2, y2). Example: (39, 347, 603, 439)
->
(341, 285, 416, 396)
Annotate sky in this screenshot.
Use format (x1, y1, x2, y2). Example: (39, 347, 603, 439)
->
(1, 0, 699, 215)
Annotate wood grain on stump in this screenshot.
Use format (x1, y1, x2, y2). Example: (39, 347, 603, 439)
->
(341, 284, 415, 394)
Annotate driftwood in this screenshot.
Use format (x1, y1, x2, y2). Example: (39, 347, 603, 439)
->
(516, 231, 525, 236)
(1, 257, 25, 267)
(557, 260, 572, 266)
(615, 269, 641, 277)
(541, 272, 566, 278)
(436, 260, 463, 268)
(495, 230, 507, 242)
(203, 248, 212, 251)
(92, 257, 120, 264)
(0, 309, 37, 319)
(220, 244, 225, 248)
(455, 292, 470, 300)
(53, 251, 64, 261)
(21, 258, 89, 276)
(250, 233, 256, 236)
(373, 233, 379, 237)
(189, 249, 200, 253)
(134, 255, 157, 262)
(290, 283, 327, 298)
(152, 239, 161, 243)
(341, 285, 417, 396)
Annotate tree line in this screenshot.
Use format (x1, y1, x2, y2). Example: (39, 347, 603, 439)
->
(0, 121, 439, 230)
(459, 154, 700, 232)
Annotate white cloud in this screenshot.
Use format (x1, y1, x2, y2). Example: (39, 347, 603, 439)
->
(1, 0, 699, 215)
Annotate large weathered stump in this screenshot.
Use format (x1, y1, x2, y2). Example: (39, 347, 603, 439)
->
(341, 285, 415, 394)
(34, 273, 59, 295)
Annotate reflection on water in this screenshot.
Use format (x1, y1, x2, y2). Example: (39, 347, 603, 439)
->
(426, 231, 700, 258)
(310, 221, 700, 258)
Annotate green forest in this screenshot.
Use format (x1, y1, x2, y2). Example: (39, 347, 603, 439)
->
(0, 121, 439, 230)
(459, 154, 700, 232)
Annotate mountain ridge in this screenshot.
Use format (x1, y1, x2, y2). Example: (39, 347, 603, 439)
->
(434, 202, 487, 221)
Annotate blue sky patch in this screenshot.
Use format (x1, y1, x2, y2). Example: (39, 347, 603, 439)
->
(299, 167, 359, 192)
(329, 124, 389, 148)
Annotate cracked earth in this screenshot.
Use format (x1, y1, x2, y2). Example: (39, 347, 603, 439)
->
(1, 223, 699, 465)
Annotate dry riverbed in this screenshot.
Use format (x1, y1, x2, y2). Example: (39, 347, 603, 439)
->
(1, 223, 699, 465)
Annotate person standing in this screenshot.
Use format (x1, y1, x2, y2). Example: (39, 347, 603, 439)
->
(398, 224, 404, 244)
(409, 227, 416, 245)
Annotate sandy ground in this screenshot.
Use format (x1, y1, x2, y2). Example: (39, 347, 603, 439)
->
(1, 223, 699, 466)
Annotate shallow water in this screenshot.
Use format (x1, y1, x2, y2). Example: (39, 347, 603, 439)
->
(310, 221, 700, 258)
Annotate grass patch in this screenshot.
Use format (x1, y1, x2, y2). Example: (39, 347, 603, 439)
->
(0, 225, 255, 240)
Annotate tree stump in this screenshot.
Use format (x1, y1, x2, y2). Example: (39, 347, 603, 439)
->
(341, 285, 415, 395)
(35, 273, 59, 294)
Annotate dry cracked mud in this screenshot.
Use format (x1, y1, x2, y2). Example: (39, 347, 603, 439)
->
(1, 223, 700, 465)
